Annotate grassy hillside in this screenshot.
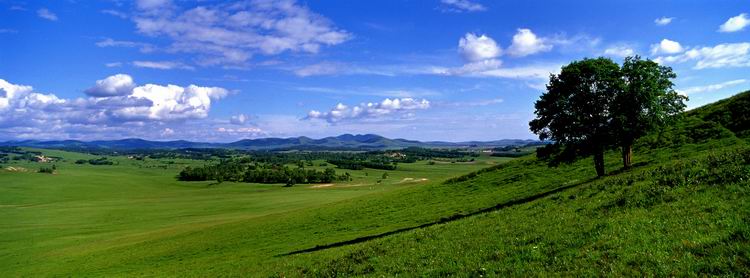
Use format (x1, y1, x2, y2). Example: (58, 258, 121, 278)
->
(1, 91, 748, 276)
(687, 90, 750, 139)
(272, 139, 749, 276)
(264, 92, 750, 276)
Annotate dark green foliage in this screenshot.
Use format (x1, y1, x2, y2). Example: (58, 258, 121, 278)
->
(75, 157, 114, 165)
(530, 57, 623, 176)
(37, 166, 54, 174)
(177, 160, 348, 184)
(531, 56, 687, 174)
(327, 159, 397, 170)
(613, 56, 686, 168)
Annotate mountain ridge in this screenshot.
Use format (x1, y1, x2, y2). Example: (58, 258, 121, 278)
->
(0, 134, 540, 151)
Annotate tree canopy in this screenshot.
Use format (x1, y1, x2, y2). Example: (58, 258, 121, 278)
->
(530, 56, 686, 176)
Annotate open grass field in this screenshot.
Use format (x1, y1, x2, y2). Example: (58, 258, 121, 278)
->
(4, 139, 747, 276)
(0, 148, 511, 276)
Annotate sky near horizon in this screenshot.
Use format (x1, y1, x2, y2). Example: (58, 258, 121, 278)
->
(0, 0, 749, 142)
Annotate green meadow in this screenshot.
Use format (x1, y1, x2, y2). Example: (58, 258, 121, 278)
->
(0, 148, 511, 276)
(1, 91, 749, 276)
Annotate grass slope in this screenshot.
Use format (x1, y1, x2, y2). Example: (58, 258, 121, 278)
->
(273, 140, 749, 276)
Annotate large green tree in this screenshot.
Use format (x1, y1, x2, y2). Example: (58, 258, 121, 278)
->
(613, 56, 686, 169)
(530, 58, 623, 177)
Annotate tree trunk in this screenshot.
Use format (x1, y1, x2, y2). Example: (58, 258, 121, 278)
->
(621, 143, 633, 169)
(593, 149, 605, 177)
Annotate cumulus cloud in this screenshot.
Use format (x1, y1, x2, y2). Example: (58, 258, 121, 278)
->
(37, 8, 58, 21)
(719, 13, 749, 33)
(458, 33, 501, 62)
(439, 0, 486, 12)
(507, 28, 552, 57)
(650, 39, 684, 55)
(654, 42, 750, 69)
(677, 79, 747, 95)
(604, 45, 636, 57)
(124, 84, 227, 120)
(654, 17, 674, 26)
(85, 74, 136, 97)
(131, 0, 350, 67)
(306, 98, 430, 123)
(0, 75, 229, 140)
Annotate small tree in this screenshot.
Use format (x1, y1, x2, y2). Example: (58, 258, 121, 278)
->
(530, 58, 623, 177)
(613, 56, 686, 168)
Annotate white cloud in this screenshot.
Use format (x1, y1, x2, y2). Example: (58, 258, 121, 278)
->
(294, 62, 341, 77)
(230, 113, 250, 124)
(37, 8, 58, 21)
(604, 45, 636, 57)
(85, 74, 136, 97)
(132, 61, 194, 70)
(307, 98, 430, 123)
(654, 17, 674, 26)
(132, 0, 350, 67)
(105, 62, 123, 68)
(440, 0, 486, 12)
(654, 42, 750, 69)
(124, 84, 227, 121)
(0, 79, 60, 111)
(430, 63, 561, 80)
(136, 0, 172, 10)
(507, 28, 552, 57)
(650, 39, 684, 55)
(443, 98, 503, 107)
(96, 38, 155, 53)
(101, 9, 128, 19)
(719, 13, 749, 33)
(216, 126, 263, 134)
(431, 59, 502, 76)
(0, 76, 229, 139)
(458, 33, 501, 62)
(677, 79, 747, 95)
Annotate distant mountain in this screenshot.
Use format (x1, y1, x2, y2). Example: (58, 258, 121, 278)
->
(0, 134, 540, 151)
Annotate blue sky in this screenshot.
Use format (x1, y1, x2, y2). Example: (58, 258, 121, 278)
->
(0, 0, 748, 142)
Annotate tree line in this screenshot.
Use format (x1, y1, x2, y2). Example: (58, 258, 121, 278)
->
(177, 160, 351, 185)
(530, 56, 686, 176)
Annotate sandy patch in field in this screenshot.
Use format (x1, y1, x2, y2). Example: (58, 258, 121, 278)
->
(400, 178, 429, 183)
(4, 166, 28, 172)
(309, 183, 334, 188)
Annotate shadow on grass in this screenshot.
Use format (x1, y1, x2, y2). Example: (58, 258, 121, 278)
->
(279, 176, 598, 256)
